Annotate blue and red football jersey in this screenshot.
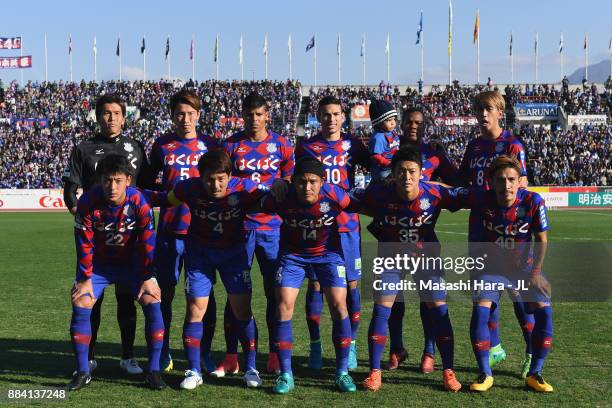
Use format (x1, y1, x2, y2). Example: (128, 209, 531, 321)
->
(419, 142, 459, 184)
(458, 130, 527, 188)
(149, 132, 218, 235)
(223, 130, 295, 231)
(295, 132, 369, 233)
(74, 186, 156, 280)
(351, 181, 460, 245)
(261, 183, 350, 256)
(369, 130, 400, 180)
(153, 176, 265, 249)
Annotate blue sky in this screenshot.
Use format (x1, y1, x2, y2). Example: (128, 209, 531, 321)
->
(1, 0, 610, 85)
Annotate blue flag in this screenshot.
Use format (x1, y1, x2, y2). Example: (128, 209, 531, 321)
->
(306, 36, 315, 52)
(416, 10, 423, 45)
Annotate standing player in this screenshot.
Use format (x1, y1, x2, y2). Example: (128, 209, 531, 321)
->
(454, 156, 553, 392)
(295, 95, 369, 370)
(68, 155, 165, 391)
(386, 107, 459, 373)
(351, 146, 462, 393)
(148, 150, 265, 390)
(63, 94, 151, 375)
(220, 93, 294, 376)
(149, 90, 218, 374)
(264, 158, 356, 394)
(458, 91, 534, 376)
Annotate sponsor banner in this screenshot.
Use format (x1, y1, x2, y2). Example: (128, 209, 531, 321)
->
(548, 186, 601, 193)
(433, 116, 478, 127)
(537, 192, 569, 207)
(218, 116, 244, 127)
(0, 189, 70, 211)
(10, 117, 49, 129)
(568, 192, 612, 207)
(567, 115, 607, 127)
(351, 104, 370, 122)
(515, 103, 558, 120)
(0, 37, 22, 50)
(0, 56, 32, 69)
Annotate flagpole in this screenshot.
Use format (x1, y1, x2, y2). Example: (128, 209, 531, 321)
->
(535, 32, 538, 83)
(420, 30, 424, 83)
(265, 33, 269, 80)
(167, 35, 171, 80)
(476, 10, 480, 84)
(314, 34, 317, 86)
(387, 34, 390, 83)
(192, 35, 195, 80)
(69, 35, 73, 82)
(510, 32, 514, 84)
(288, 34, 292, 81)
(93, 36, 97, 82)
(337, 33, 341, 85)
(560, 33, 564, 80)
(44, 33, 48, 82)
(362, 34, 366, 86)
(240, 34, 244, 81)
(143, 37, 146, 81)
(118, 36, 122, 81)
(216, 35, 219, 81)
(20, 35, 23, 86)
(585, 34, 588, 82)
(448, 0, 452, 86)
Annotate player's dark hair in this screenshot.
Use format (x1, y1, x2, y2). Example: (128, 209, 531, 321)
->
(95, 154, 134, 178)
(487, 155, 522, 180)
(95, 94, 127, 118)
(242, 92, 268, 112)
(198, 150, 232, 175)
(391, 145, 422, 172)
(169, 89, 201, 114)
(293, 157, 325, 179)
(317, 95, 342, 115)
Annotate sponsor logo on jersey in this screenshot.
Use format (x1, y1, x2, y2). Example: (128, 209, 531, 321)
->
(95, 149, 104, 155)
(495, 142, 505, 153)
(319, 201, 330, 213)
(227, 194, 239, 207)
(267, 143, 277, 153)
(197, 141, 207, 151)
(419, 198, 431, 210)
(341, 140, 351, 151)
(485, 209, 495, 218)
(123, 142, 134, 153)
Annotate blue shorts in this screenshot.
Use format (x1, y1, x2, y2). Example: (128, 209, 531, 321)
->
(245, 230, 280, 276)
(153, 233, 185, 289)
(472, 274, 551, 304)
(373, 269, 447, 301)
(184, 240, 252, 298)
(310, 231, 361, 283)
(276, 252, 347, 289)
(88, 264, 142, 300)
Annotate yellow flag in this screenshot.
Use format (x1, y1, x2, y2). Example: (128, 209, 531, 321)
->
(448, 0, 453, 56)
(473, 10, 480, 45)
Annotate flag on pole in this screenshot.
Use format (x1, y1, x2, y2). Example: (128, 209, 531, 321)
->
(116, 38, 120, 56)
(360, 35, 365, 56)
(141, 37, 146, 54)
(239, 35, 244, 64)
(473, 10, 479, 45)
(288, 34, 292, 58)
(559, 34, 563, 53)
(214, 35, 219, 62)
(448, 0, 453, 56)
(69, 35, 72, 54)
(385, 33, 390, 55)
(165, 36, 170, 60)
(190, 38, 194, 60)
(583, 34, 588, 50)
(416, 10, 423, 45)
(337, 33, 341, 56)
(509, 33, 513, 56)
(609, 36, 612, 54)
(93, 36, 97, 56)
(306, 36, 315, 52)
(534, 33, 538, 55)
(263, 33, 268, 55)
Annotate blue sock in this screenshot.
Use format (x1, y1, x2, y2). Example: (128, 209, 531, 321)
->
(528, 306, 553, 375)
(420, 302, 436, 355)
(368, 304, 391, 370)
(223, 301, 239, 354)
(143, 303, 165, 372)
(388, 301, 405, 353)
(160, 294, 173, 359)
(347, 287, 361, 342)
(470, 305, 492, 376)
(201, 289, 216, 357)
(305, 286, 323, 342)
(430, 304, 454, 370)
(488, 304, 501, 348)
(236, 317, 258, 371)
(513, 301, 535, 354)
(70, 306, 92, 374)
(332, 316, 352, 375)
(183, 321, 203, 373)
(275, 320, 293, 375)
(265, 291, 277, 353)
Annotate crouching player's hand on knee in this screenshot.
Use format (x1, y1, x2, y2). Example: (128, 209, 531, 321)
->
(71, 279, 94, 304)
(138, 277, 161, 303)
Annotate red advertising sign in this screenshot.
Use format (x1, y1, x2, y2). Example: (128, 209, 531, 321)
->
(0, 37, 22, 50)
(0, 56, 32, 69)
(351, 104, 370, 122)
(433, 116, 478, 127)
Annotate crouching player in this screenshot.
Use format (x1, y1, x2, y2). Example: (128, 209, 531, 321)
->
(68, 154, 165, 391)
(264, 158, 357, 394)
(351, 146, 462, 392)
(148, 150, 264, 390)
(455, 155, 553, 392)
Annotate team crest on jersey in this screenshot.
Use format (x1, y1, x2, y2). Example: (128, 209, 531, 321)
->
(485, 209, 495, 218)
(516, 206, 526, 218)
(123, 142, 134, 153)
(267, 143, 277, 153)
(319, 201, 330, 213)
(197, 141, 207, 152)
(341, 140, 351, 151)
(95, 149, 104, 155)
(419, 198, 431, 210)
(495, 142, 505, 153)
(227, 194, 239, 207)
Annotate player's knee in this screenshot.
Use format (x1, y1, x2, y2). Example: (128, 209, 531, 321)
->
(187, 297, 207, 321)
(308, 280, 321, 292)
(138, 294, 159, 307)
(347, 280, 359, 290)
(277, 299, 295, 320)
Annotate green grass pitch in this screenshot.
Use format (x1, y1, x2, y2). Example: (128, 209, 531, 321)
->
(0, 209, 610, 407)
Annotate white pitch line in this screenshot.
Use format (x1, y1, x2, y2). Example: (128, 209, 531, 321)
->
(562, 210, 612, 217)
